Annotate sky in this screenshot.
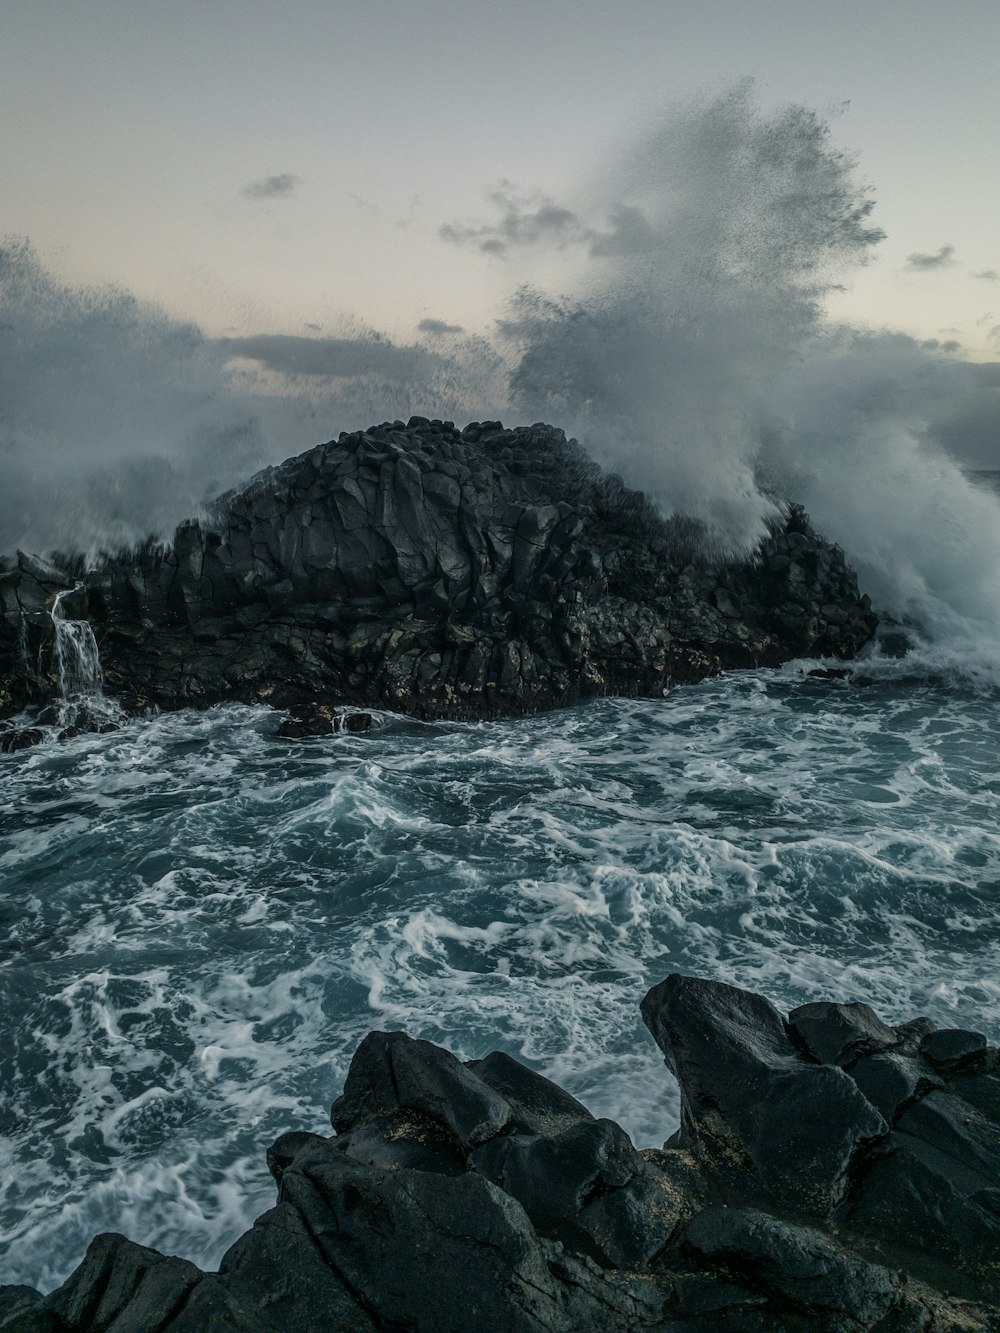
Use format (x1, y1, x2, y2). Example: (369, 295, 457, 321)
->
(3, 0, 1000, 356)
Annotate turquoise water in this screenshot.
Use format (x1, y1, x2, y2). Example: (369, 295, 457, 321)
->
(2, 659, 999, 1289)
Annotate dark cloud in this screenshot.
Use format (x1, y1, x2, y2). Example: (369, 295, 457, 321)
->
(905, 244, 955, 271)
(418, 318, 464, 335)
(973, 269, 999, 281)
(242, 173, 299, 200)
(220, 333, 437, 380)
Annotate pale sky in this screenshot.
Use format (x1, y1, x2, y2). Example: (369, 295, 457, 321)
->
(3, 0, 1000, 356)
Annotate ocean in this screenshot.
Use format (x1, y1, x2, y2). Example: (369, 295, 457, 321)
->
(2, 648, 999, 1289)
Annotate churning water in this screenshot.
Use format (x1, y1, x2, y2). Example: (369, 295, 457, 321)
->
(2, 654, 999, 1289)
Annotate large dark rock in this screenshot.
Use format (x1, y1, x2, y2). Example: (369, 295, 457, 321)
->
(640, 974, 889, 1215)
(0, 420, 877, 725)
(4, 974, 997, 1331)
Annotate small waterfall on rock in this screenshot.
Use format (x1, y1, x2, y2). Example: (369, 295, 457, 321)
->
(49, 588, 118, 730)
(52, 590, 103, 696)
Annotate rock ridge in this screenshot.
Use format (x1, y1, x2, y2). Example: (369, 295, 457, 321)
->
(3, 974, 997, 1331)
(1, 418, 877, 733)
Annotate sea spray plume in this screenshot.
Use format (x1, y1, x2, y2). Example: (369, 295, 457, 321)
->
(0, 238, 267, 557)
(482, 84, 1000, 664)
(766, 329, 1000, 655)
(499, 83, 884, 554)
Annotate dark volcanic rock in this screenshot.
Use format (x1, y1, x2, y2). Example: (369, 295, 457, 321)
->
(0, 420, 878, 724)
(640, 974, 889, 1215)
(5, 975, 997, 1331)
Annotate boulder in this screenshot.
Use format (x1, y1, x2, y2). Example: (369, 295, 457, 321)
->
(640, 974, 889, 1214)
(1, 421, 878, 724)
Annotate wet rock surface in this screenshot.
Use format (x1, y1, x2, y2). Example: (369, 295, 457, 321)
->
(4, 975, 997, 1331)
(1, 419, 877, 728)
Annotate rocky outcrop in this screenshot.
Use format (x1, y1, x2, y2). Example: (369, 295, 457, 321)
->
(1, 419, 876, 728)
(4, 975, 997, 1331)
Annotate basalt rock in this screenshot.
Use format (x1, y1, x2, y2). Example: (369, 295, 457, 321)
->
(0, 420, 877, 726)
(4, 975, 997, 1331)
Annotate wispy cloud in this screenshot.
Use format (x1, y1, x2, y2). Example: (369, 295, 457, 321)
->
(905, 244, 955, 271)
(973, 269, 999, 282)
(418, 318, 464, 335)
(242, 173, 299, 200)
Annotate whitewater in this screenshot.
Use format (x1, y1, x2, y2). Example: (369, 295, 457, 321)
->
(2, 651, 999, 1289)
(2, 84, 1000, 1292)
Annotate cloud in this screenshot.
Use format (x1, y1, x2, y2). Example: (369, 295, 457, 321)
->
(973, 269, 999, 281)
(348, 193, 379, 215)
(440, 187, 662, 264)
(220, 333, 438, 380)
(418, 318, 464, 335)
(905, 244, 955, 271)
(920, 338, 961, 353)
(242, 173, 299, 200)
(440, 184, 586, 257)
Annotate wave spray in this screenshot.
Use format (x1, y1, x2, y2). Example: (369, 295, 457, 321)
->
(491, 84, 1000, 668)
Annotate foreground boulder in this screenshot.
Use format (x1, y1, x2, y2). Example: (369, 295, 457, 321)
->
(1, 419, 877, 725)
(4, 975, 997, 1331)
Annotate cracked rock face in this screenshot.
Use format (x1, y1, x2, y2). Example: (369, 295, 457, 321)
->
(1, 419, 877, 729)
(4, 974, 997, 1332)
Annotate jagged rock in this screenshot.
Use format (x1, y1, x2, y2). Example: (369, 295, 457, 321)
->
(330, 1030, 515, 1149)
(0, 727, 44, 753)
(5, 1234, 203, 1333)
(470, 1117, 682, 1268)
(640, 974, 889, 1214)
(686, 1207, 906, 1324)
(275, 704, 373, 739)
(848, 1051, 942, 1123)
(6, 975, 996, 1331)
(465, 1049, 594, 1136)
(920, 1027, 995, 1075)
(265, 1130, 329, 1183)
(0, 1291, 41, 1326)
(1, 421, 878, 725)
(788, 999, 899, 1067)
